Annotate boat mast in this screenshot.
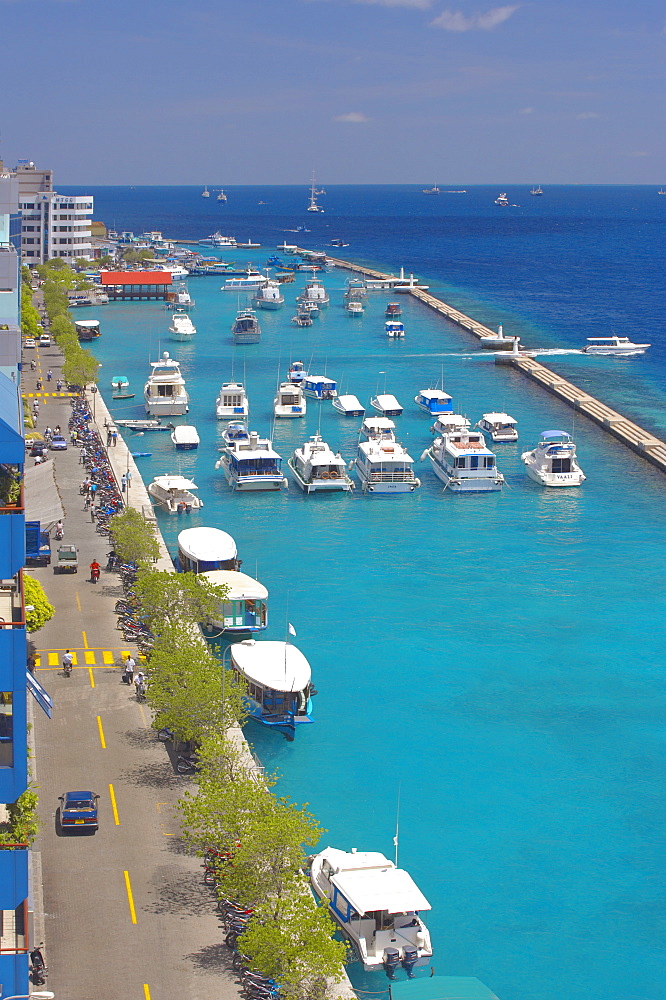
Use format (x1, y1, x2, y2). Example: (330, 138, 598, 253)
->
(393, 784, 401, 867)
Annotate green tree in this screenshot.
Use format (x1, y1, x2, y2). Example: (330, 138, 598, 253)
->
(24, 575, 55, 632)
(62, 347, 99, 387)
(109, 507, 160, 564)
(122, 249, 154, 264)
(50, 314, 76, 341)
(0, 786, 40, 847)
(134, 569, 229, 630)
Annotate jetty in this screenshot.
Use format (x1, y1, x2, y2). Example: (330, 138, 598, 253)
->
(324, 253, 666, 475)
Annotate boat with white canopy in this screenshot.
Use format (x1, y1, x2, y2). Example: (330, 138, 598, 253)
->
(333, 394, 365, 417)
(201, 570, 268, 634)
(171, 425, 200, 450)
(352, 435, 420, 494)
(224, 639, 315, 740)
(252, 280, 285, 310)
(521, 430, 586, 486)
(147, 474, 203, 513)
(274, 381, 306, 419)
(303, 375, 338, 400)
(216, 382, 249, 420)
(288, 434, 354, 493)
(143, 352, 189, 416)
(309, 847, 433, 974)
(370, 394, 403, 417)
(176, 526, 239, 573)
(430, 413, 471, 437)
(75, 319, 101, 341)
(385, 320, 405, 338)
(476, 412, 518, 443)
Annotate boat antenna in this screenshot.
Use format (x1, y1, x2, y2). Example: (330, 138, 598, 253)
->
(393, 783, 401, 866)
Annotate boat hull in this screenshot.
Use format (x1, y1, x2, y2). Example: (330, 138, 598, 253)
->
(170, 332, 195, 342)
(428, 453, 503, 492)
(288, 459, 352, 493)
(523, 457, 585, 487)
(220, 461, 286, 492)
(144, 398, 189, 416)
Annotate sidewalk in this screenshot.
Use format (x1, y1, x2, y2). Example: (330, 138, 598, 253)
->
(26, 340, 241, 1000)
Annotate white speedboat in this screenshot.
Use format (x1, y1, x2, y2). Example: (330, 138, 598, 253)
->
(521, 430, 586, 487)
(252, 281, 284, 310)
(232, 308, 261, 344)
(148, 474, 203, 513)
(216, 382, 249, 420)
(370, 393, 403, 417)
(217, 189, 227, 202)
(302, 375, 338, 400)
(288, 434, 353, 493)
(144, 352, 189, 416)
(583, 336, 650, 356)
(201, 186, 210, 198)
(423, 432, 504, 492)
(274, 381, 306, 419)
(333, 394, 365, 417)
(385, 320, 405, 338)
(415, 389, 453, 416)
(430, 413, 471, 437)
(215, 429, 287, 492)
(477, 412, 518, 443)
(224, 640, 314, 740)
(352, 436, 420, 494)
(287, 361, 308, 384)
(169, 310, 196, 342)
(480, 324, 519, 351)
(345, 299, 364, 317)
(176, 526, 239, 573)
(171, 425, 200, 450)
(310, 847, 433, 974)
(495, 192, 509, 206)
(222, 271, 268, 292)
(201, 570, 268, 634)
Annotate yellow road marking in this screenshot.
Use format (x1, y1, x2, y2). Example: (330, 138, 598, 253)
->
(96, 715, 106, 749)
(138, 703, 147, 726)
(124, 871, 137, 924)
(35, 655, 41, 668)
(88, 666, 95, 689)
(48, 652, 58, 667)
(109, 783, 120, 825)
(85, 650, 95, 664)
(82, 630, 89, 649)
(143, 985, 151, 1000)
(103, 650, 114, 664)
(75, 592, 82, 612)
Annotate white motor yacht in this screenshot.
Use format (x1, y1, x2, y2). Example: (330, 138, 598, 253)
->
(148, 475, 203, 513)
(252, 280, 285, 310)
(385, 320, 405, 338)
(232, 308, 261, 344)
(333, 394, 365, 417)
(169, 310, 196, 342)
(166, 282, 194, 311)
(370, 393, 403, 417)
(310, 847, 432, 974)
(292, 308, 314, 326)
(299, 277, 329, 307)
(171, 425, 200, 450)
(222, 271, 268, 292)
(274, 382, 306, 419)
(176, 526, 239, 573)
(288, 434, 353, 493)
(215, 429, 287, 492)
(199, 232, 237, 247)
(345, 299, 364, 317)
(430, 413, 471, 437)
(583, 336, 650, 356)
(352, 435, 419, 494)
(423, 432, 504, 492)
(216, 382, 249, 420)
(521, 430, 586, 487)
(495, 192, 509, 206)
(143, 352, 189, 416)
(477, 412, 518, 442)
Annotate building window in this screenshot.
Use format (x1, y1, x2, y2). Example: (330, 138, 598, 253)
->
(0, 692, 13, 767)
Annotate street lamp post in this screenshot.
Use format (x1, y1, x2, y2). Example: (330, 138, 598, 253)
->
(89, 384, 98, 420)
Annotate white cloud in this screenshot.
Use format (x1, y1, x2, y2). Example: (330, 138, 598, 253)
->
(575, 111, 600, 119)
(519, 106, 535, 115)
(431, 4, 519, 31)
(628, 150, 649, 157)
(352, 0, 433, 7)
(333, 111, 370, 122)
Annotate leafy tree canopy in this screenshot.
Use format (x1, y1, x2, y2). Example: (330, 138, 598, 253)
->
(24, 575, 55, 632)
(135, 568, 229, 630)
(109, 507, 159, 564)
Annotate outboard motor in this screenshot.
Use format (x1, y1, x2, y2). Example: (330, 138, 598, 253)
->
(383, 947, 400, 979)
(402, 945, 418, 978)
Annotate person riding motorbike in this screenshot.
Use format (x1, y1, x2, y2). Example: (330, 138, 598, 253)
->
(90, 559, 101, 583)
(54, 520, 64, 540)
(62, 650, 73, 677)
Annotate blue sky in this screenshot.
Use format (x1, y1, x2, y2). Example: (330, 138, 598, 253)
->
(1, 0, 665, 184)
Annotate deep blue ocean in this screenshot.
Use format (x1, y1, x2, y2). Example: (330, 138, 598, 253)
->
(63, 185, 666, 1000)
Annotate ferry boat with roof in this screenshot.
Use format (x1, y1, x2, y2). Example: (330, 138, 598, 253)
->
(385, 320, 405, 338)
(216, 382, 249, 420)
(215, 428, 287, 492)
(201, 570, 268, 634)
(176, 526, 239, 573)
(582, 335, 650, 356)
(370, 394, 403, 417)
(171, 425, 200, 450)
(352, 435, 420, 494)
(521, 430, 586, 486)
(143, 352, 189, 416)
(431, 413, 471, 437)
(385, 302, 402, 318)
(252, 280, 284, 310)
(222, 270, 268, 292)
(288, 434, 353, 493)
(303, 375, 338, 400)
(309, 847, 432, 973)
(477, 412, 518, 443)
(224, 639, 315, 740)
(423, 431, 504, 492)
(169, 310, 196, 342)
(274, 382, 306, 418)
(199, 232, 236, 247)
(415, 389, 453, 416)
(147, 474, 203, 513)
(333, 394, 365, 417)
(232, 308, 261, 344)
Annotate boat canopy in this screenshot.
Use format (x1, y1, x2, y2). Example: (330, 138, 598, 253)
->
(482, 412, 517, 424)
(390, 978, 500, 1000)
(362, 417, 395, 432)
(374, 394, 401, 410)
(153, 475, 198, 491)
(331, 866, 431, 916)
(111, 375, 129, 386)
(230, 640, 310, 693)
(540, 430, 570, 440)
(305, 376, 336, 386)
(75, 319, 100, 329)
(202, 570, 268, 602)
(178, 527, 237, 563)
(172, 426, 199, 444)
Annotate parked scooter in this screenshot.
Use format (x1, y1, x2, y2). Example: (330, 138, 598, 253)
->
(30, 943, 47, 985)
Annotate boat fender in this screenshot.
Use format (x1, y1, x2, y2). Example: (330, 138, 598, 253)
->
(414, 478, 421, 488)
(282, 477, 289, 489)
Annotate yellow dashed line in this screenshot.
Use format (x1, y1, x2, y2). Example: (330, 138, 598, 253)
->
(124, 871, 137, 924)
(109, 783, 120, 825)
(96, 716, 106, 749)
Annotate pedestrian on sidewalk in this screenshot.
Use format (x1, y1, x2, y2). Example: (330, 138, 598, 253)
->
(112, 430, 118, 447)
(71, 428, 78, 445)
(121, 474, 127, 493)
(90, 481, 98, 500)
(106, 428, 112, 446)
(124, 655, 136, 686)
(27, 652, 36, 675)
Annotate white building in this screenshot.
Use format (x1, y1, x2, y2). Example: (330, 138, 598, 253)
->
(13, 161, 93, 264)
(0, 164, 21, 381)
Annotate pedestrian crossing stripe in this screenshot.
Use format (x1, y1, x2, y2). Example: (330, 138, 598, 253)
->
(22, 392, 76, 399)
(35, 649, 145, 668)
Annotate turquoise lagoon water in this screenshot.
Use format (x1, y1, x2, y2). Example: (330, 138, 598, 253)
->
(69, 186, 666, 1000)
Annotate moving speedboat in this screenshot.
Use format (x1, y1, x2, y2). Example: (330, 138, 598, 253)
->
(332, 394, 365, 417)
(274, 381, 306, 419)
(169, 310, 196, 342)
(310, 847, 433, 974)
(176, 526, 240, 573)
(171, 425, 200, 450)
(148, 475, 203, 513)
(144, 352, 189, 416)
(476, 412, 518, 442)
(216, 382, 249, 420)
(215, 428, 287, 492)
(288, 434, 353, 493)
(224, 639, 315, 740)
(423, 432, 504, 492)
(201, 570, 268, 634)
(232, 308, 261, 344)
(370, 393, 403, 416)
(495, 192, 509, 206)
(583, 336, 650, 356)
(521, 430, 586, 487)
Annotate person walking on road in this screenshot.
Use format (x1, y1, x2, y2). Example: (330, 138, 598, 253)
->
(124, 655, 136, 686)
(46, 369, 53, 382)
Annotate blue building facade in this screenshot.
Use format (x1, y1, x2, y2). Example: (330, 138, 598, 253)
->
(0, 166, 30, 998)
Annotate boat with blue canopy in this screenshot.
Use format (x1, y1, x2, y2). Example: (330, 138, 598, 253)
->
(302, 375, 338, 400)
(224, 639, 315, 740)
(414, 388, 453, 415)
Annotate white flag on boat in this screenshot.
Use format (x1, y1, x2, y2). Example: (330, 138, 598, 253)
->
(288, 622, 297, 636)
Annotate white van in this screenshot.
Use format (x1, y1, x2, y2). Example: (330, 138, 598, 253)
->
(39, 333, 51, 347)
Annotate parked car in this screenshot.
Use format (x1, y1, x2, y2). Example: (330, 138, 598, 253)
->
(59, 791, 99, 833)
(50, 435, 68, 451)
(23, 338, 36, 349)
(39, 334, 51, 347)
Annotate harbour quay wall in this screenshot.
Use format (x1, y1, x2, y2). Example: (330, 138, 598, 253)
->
(327, 254, 666, 475)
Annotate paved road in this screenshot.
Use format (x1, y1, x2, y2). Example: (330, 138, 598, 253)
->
(26, 340, 241, 1000)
